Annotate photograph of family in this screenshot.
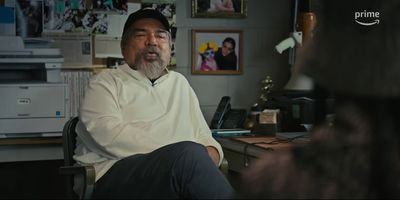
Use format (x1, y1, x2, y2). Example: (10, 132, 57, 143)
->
(192, 29, 242, 75)
(192, 0, 247, 18)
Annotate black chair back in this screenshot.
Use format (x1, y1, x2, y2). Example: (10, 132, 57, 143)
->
(62, 116, 80, 199)
(63, 117, 80, 166)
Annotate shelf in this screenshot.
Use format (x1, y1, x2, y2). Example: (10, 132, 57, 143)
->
(0, 137, 62, 145)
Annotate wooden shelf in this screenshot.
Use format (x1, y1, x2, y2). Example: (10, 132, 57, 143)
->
(0, 137, 62, 145)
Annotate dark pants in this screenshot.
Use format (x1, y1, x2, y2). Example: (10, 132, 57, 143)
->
(93, 141, 234, 199)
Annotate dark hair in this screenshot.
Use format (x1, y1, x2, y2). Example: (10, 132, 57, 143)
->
(222, 37, 236, 50)
(238, 0, 400, 199)
(299, 0, 400, 97)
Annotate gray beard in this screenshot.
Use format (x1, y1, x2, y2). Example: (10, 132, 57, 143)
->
(135, 53, 166, 80)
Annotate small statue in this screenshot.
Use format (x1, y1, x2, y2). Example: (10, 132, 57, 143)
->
(259, 76, 274, 103)
(244, 76, 274, 130)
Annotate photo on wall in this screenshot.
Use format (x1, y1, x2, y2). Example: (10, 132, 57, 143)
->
(92, 0, 128, 14)
(15, 0, 43, 37)
(43, 0, 108, 33)
(192, 29, 243, 75)
(191, 0, 247, 18)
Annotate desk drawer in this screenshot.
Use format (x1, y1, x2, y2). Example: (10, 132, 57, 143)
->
(224, 149, 259, 173)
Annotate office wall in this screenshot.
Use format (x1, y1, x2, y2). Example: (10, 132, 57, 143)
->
(173, 0, 293, 123)
(1, 0, 293, 124)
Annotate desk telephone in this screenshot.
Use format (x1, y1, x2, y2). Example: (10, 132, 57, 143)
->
(210, 96, 247, 129)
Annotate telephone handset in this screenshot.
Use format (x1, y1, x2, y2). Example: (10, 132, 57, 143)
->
(210, 96, 247, 129)
(210, 96, 231, 129)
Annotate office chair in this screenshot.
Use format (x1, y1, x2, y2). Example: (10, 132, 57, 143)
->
(58, 117, 230, 199)
(59, 117, 95, 199)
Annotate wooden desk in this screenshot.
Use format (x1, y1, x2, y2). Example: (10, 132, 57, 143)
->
(216, 135, 309, 173)
(0, 137, 66, 198)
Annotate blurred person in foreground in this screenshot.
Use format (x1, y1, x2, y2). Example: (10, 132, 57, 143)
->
(238, 0, 400, 198)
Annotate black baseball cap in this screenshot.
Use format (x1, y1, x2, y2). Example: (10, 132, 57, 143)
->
(122, 8, 170, 36)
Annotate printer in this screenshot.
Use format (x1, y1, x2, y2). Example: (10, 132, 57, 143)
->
(0, 36, 69, 138)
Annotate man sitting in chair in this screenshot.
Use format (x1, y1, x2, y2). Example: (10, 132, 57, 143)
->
(73, 8, 234, 199)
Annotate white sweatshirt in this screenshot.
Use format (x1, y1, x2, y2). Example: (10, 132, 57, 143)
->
(73, 64, 223, 181)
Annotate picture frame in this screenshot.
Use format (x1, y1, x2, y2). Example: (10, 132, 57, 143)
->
(192, 29, 243, 75)
(191, 0, 247, 18)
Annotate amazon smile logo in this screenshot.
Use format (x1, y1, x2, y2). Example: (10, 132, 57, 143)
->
(354, 10, 380, 26)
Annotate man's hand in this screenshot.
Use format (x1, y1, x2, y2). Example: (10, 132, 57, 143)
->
(206, 146, 220, 166)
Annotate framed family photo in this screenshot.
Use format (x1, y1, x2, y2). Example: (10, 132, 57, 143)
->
(192, 29, 243, 75)
(191, 0, 247, 18)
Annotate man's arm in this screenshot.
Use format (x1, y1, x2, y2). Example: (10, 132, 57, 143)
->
(183, 75, 225, 166)
(207, 146, 220, 166)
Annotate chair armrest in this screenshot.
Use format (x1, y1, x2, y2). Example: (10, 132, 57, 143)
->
(59, 165, 95, 199)
(59, 165, 94, 176)
(219, 157, 229, 176)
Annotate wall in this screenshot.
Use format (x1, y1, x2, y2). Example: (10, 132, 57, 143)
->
(1, 0, 292, 124)
(173, 0, 293, 124)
